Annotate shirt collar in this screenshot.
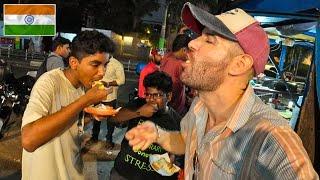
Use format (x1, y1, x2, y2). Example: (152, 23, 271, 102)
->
(145, 62, 158, 70)
(50, 52, 62, 59)
(225, 85, 256, 133)
(160, 52, 177, 66)
(191, 85, 256, 134)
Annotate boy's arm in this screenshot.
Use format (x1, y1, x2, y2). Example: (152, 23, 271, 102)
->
(22, 84, 111, 152)
(112, 103, 157, 123)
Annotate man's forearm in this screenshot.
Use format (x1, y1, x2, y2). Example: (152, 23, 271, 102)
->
(113, 108, 139, 123)
(157, 128, 185, 155)
(22, 95, 90, 152)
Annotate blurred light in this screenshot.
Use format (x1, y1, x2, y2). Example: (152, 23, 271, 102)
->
(254, 16, 289, 23)
(288, 101, 294, 109)
(59, 33, 77, 41)
(123, 36, 133, 46)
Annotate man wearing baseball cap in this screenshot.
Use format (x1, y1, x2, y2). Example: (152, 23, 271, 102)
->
(124, 2, 318, 179)
(138, 48, 162, 98)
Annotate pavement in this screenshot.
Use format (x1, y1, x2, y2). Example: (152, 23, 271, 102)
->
(0, 116, 128, 180)
(0, 71, 139, 180)
(82, 121, 127, 180)
(0, 113, 22, 180)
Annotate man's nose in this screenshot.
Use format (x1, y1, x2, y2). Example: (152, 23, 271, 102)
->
(149, 98, 156, 104)
(97, 65, 105, 78)
(188, 38, 201, 52)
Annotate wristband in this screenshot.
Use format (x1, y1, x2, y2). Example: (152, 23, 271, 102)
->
(155, 124, 162, 141)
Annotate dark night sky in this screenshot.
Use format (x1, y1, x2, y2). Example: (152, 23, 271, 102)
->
(1, 0, 82, 33)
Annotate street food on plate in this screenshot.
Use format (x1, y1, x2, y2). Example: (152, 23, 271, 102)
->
(152, 157, 167, 171)
(92, 80, 108, 90)
(151, 157, 179, 175)
(84, 104, 118, 116)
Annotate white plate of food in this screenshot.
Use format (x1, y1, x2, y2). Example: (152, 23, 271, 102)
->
(149, 153, 180, 176)
(84, 104, 121, 116)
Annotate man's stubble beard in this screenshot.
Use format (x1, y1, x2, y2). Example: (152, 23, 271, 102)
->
(181, 60, 229, 91)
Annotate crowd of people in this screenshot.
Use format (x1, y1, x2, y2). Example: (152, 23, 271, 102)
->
(21, 2, 318, 180)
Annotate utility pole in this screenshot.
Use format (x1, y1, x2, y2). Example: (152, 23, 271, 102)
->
(158, 1, 169, 51)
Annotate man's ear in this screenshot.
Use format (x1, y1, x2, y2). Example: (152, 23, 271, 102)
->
(228, 54, 253, 76)
(56, 45, 63, 52)
(69, 56, 79, 70)
(182, 47, 188, 53)
(167, 92, 172, 102)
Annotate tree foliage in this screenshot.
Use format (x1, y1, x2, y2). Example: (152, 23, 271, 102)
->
(6, 0, 161, 34)
(80, 0, 160, 34)
(166, 0, 229, 33)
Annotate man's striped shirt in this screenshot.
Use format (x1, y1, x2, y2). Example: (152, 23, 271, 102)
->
(180, 86, 318, 179)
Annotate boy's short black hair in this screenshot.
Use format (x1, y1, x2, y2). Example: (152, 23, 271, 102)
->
(143, 71, 173, 94)
(172, 34, 191, 52)
(52, 36, 70, 51)
(71, 30, 115, 60)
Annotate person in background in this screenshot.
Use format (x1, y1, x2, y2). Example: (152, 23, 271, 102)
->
(41, 36, 53, 54)
(110, 71, 182, 180)
(178, 27, 198, 111)
(27, 38, 35, 53)
(160, 34, 191, 115)
(21, 30, 114, 180)
(36, 36, 71, 79)
(88, 55, 126, 149)
(124, 3, 319, 179)
(47, 36, 71, 71)
(178, 25, 189, 35)
(138, 48, 161, 98)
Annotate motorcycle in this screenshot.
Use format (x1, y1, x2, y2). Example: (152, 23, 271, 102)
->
(3, 73, 35, 114)
(0, 82, 16, 139)
(0, 71, 35, 139)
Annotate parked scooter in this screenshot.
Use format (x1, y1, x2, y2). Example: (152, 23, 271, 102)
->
(0, 68, 35, 139)
(0, 82, 16, 139)
(3, 73, 35, 114)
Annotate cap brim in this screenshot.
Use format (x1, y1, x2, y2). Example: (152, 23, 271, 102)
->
(181, 2, 237, 42)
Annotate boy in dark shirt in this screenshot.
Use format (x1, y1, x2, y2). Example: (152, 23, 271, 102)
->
(110, 71, 182, 180)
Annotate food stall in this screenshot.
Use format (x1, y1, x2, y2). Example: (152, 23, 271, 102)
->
(228, 0, 320, 169)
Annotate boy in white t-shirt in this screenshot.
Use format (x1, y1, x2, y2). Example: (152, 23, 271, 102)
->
(21, 30, 115, 180)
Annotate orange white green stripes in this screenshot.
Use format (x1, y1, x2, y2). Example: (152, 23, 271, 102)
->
(3, 4, 56, 36)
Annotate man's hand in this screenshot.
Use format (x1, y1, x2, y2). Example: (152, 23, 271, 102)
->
(137, 103, 158, 117)
(84, 85, 113, 105)
(125, 121, 158, 151)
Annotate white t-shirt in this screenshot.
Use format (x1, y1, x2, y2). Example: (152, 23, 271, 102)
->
(102, 57, 125, 102)
(22, 69, 85, 180)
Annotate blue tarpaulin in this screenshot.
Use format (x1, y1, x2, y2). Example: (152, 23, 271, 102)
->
(235, 0, 320, 108)
(237, 0, 320, 13)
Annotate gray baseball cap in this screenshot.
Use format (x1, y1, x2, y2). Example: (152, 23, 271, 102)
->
(181, 2, 270, 75)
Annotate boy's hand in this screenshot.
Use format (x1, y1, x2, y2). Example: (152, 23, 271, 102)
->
(84, 85, 113, 105)
(137, 103, 158, 118)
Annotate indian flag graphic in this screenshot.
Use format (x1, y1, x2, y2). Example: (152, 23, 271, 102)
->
(3, 4, 56, 36)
